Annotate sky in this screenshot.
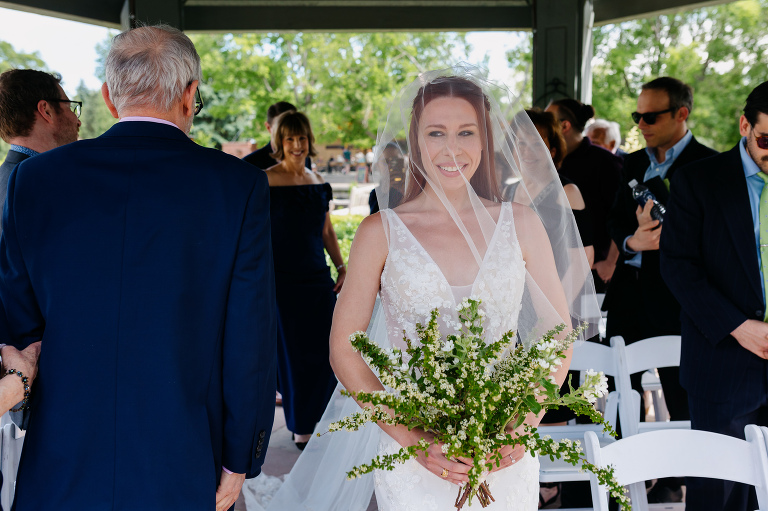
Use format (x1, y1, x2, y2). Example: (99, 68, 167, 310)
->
(0, 6, 525, 97)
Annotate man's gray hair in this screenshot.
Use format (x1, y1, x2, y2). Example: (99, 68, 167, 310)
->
(584, 119, 621, 148)
(105, 24, 202, 115)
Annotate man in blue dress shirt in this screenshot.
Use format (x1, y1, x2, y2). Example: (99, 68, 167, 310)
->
(604, 77, 717, 504)
(662, 81, 768, 511)
(0, 69, 81, 219)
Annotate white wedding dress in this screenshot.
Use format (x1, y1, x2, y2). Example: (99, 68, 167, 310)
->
(373, 203, 539, 511)
(253, 201, 539, 511)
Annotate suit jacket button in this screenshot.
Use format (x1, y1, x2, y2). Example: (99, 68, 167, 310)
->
(259, 431, 266, 439)
(255, 449, 262, 457)
(757, 310, 764, 318)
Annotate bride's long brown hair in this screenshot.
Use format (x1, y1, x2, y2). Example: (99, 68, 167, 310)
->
(404, 76, 502, 204)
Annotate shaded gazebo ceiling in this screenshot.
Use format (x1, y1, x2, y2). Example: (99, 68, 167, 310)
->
(0, 0, 735, 32)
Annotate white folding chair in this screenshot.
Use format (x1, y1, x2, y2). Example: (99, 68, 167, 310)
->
(538, 340, 619, 510)
(585, 425, 768, 511)
(611, 336, 691, 438)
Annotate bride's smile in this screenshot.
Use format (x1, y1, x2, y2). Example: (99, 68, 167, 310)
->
(419, 96, 482, 189)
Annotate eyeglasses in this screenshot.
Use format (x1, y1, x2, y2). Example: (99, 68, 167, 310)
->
(631, 108, 674, 125)
(46, 99, 82, 118)
(753, 133, 768, 150)
(194, 87, 204, 116)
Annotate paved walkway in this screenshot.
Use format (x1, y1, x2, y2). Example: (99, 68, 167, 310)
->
(235, 405, 377, 511)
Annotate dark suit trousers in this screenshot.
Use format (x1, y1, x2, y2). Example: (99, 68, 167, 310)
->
(605, 267, 690, 423)
(686, 395, 768, 511)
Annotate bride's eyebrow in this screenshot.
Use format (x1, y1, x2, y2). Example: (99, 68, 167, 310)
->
(424, 123, 478, 129)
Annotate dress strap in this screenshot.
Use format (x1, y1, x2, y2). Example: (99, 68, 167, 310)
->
(379, 209, 391, 246)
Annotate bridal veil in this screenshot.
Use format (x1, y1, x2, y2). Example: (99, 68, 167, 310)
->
(262, 64, 599, 511)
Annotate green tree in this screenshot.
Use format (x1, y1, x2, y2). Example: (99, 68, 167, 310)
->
(260, 32, 468, 147)
(185, 32, 468, 149)
(591, 0, 768, 152)
(188, 33, 290, 148)
(0, 40, 48, 73)
(75, 81, 117, 139)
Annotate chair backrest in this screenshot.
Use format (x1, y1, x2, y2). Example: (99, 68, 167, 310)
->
(569, 340, 618, 377)
(610, 336, 686, 437)
(585, 425, 768, 511)
(614, 335, 681, 375)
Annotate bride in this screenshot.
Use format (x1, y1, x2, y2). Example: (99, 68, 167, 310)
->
(257, 65, 599, 511)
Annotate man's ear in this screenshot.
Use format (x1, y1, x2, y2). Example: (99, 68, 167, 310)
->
(561, 119, 572, 135)
(36, 99, 56, 125)
(676, 106, 690, 123)
(265, 121, 272, 133)
(101, 83, 120, 119)
(740, 115, 752, 137)
(181, 80, 197, 118)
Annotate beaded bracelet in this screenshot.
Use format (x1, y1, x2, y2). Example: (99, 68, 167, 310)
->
(6, 369, 30, 412)
(336, 263, 346, 271)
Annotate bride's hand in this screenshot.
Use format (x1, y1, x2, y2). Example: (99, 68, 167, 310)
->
(404, 428, 471, 485)
(487, 423, 527, 473)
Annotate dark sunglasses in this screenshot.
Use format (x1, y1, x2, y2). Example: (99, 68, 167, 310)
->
(754, 133, 768, 150)
(631, 108, 674, 125)
(45, 99, 82, 118)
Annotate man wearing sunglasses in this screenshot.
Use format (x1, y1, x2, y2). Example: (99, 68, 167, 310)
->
(0, 69, 81, 228)
(661, 81, 768, 511)
(603, 76, 717, 503)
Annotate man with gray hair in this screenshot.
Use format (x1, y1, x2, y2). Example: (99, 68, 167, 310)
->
(0, 25, 276, 511)
(585, 119, 621, 154)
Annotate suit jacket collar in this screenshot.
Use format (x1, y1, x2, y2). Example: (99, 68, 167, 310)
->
(3, 149, 31, 167)
(101, 120, 192, 142)
(718, 144, 763, 301)
(629, 135, 709, 182)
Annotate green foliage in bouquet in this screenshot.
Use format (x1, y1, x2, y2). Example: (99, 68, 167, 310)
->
(324, 298, 630, 510)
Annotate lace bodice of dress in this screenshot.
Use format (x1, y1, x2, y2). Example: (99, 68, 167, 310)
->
(379, 202, 526, 350)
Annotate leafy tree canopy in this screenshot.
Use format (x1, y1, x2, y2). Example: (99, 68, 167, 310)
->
(187, 32, 469, 149)
(509, 0, 768, 152)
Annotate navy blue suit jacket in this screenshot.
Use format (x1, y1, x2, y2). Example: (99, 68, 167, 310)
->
(0, 121, 277, 510)
(661, 144, 768, 403)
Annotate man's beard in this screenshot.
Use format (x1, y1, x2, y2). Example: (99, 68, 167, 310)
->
(54, 125, 79, 147)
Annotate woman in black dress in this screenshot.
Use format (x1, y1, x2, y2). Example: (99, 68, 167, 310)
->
(265, 111, 345, 449)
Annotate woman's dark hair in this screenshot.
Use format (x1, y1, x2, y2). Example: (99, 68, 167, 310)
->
(525, 108, 567, 168)
(550, 98, 595, 132)
(270, 111, 318, 160)
(404, 76, 501, 203)
(744, 81, 768, 127)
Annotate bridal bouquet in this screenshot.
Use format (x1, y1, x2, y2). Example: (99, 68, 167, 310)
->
(324, 298, 630, 510)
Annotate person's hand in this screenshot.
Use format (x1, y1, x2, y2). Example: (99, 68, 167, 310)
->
(402, 428, 471, 485)
(626, 201, 661, 252)
(731, 319, 768, 359)
(215, 471, 245, 511)
(486, 422, 527, 473)
(593, 259, 616, 283)
(2, 342, 42, 382)
(333, 268, 346, 293)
